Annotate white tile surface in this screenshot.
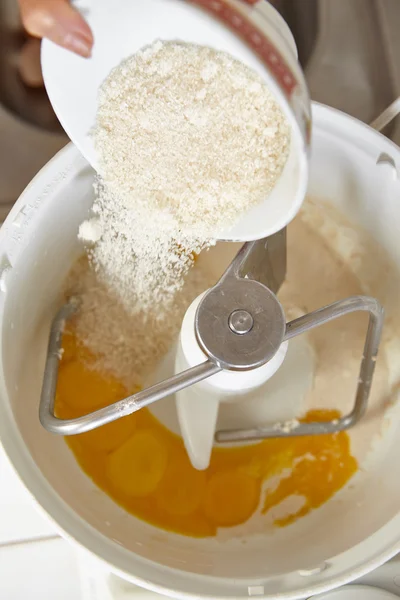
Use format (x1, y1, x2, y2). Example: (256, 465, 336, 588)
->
(0, 445, 55, 544)
(0, 537, 82, 600)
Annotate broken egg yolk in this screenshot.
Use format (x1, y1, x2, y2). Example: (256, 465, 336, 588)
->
(156, 455, 206, 517)
(203, 470, 260, 527)
(57, 357, 125, 413)
(56, 331, 358, 538)
(106, 430, 168, 497)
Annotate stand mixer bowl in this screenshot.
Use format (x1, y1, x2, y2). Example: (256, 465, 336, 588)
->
(0, 103, 399, 599)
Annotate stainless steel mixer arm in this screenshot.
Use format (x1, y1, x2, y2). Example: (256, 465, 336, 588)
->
(39, 231, 384, 441)
(39, 301, 221, 435)
(220, 228, 286, 293)
(40, 231, 287, 435)
(215, 295, 384, 442)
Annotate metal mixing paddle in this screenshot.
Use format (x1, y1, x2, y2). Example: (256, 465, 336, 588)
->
(39, 228, 384, 441)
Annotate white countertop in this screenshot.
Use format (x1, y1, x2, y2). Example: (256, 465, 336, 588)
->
(0, 444, 82, 599)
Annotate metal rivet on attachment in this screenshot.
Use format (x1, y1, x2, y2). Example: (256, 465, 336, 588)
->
(196, 278, 286, 370)
(228, 309, 254, 335)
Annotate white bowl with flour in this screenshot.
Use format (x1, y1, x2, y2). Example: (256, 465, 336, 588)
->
(41, 0, 310, 242)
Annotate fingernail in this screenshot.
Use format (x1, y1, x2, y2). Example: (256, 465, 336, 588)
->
(63, 32, 92, 58)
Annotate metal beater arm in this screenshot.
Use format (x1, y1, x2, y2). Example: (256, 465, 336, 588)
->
(215, 295, 384, 442)
(39, 231, 384, 439)
(40, 233, 283, 435)
(40, 300, 220, 435)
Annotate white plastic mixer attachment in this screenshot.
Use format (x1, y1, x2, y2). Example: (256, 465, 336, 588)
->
(175, 293, 289, 470)
(39, 228, 385, 452)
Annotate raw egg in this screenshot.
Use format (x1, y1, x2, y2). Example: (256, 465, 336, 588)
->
(56, 331, 358, 538)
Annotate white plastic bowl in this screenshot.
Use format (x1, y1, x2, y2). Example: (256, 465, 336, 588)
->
(0, 104, 399, 599)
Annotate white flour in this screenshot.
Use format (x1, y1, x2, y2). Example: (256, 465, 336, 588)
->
(66, 256, 213, 388)
(92, 40, 290, 237)
(75, 41, 290, 384)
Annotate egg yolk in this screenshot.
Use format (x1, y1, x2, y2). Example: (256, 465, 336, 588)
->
(83, 416, 137, 453)
(156, 455, 206, 517)
(203, 471, 260, 526)
(56, 331, 358, 538)
(57, 359, 126, 412)
(106, 430, 168, 497)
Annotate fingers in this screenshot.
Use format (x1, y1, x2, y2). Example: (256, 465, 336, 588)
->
(19, 0, 94, 58)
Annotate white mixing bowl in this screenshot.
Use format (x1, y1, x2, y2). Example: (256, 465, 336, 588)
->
(0, 103, 400, 599)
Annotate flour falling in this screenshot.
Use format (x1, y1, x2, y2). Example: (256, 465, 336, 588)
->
(74, 41, 290, 386)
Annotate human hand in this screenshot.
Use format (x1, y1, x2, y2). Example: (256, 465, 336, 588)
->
(18, 0, 94, 58)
